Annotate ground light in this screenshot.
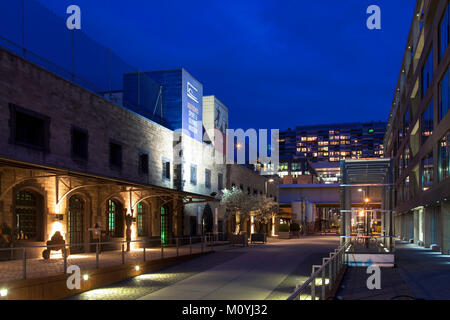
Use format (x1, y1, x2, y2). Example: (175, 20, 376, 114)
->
(83, 274, 89, 281)
(0, 289, 7, 297)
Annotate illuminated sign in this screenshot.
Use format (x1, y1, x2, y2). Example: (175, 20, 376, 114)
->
(182, 71, 203, 141)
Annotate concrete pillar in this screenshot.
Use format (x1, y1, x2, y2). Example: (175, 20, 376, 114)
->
(423, 207, 433, 248)
(441, 201, 450, 255)
(413, 210, 419, 243)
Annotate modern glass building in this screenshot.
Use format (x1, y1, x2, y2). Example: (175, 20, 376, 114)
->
(385, 0, 450, 254)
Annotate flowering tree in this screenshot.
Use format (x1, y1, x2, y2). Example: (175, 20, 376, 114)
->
(220, 187, 257, 234)
(220, 187, 279, 234)
(253, 196, 279, 233)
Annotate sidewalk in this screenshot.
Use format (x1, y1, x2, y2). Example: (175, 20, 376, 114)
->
(336, 240, 450, 300)
(0, 242, 222, 283)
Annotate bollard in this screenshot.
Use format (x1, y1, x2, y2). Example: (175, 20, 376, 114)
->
(23, 248, 27, 280)
(122, 244, 125, 265)
(176, 238, 179, 257)
(143, 247, 146, 262)
(161, 241, 164, 259)
(189, 236, 192, 255)
(96, 243, 99, 269)
(322, 266, 326, 300)
(63, 247, 67, 274)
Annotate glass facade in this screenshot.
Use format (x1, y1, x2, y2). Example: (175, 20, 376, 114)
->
(422, 100, 434, 144)
(439, 68, 449, 122)
(439, 132, 450, 182)
(422, 49, 434, 97)
(421, 152, 434, 190)
(439, 3, 449, 62)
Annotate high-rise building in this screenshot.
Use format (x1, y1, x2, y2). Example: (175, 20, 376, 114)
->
(280, 122, 386, 163)
(384, 0, 450, 254)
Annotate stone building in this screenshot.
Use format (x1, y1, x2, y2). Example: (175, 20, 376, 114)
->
(0, 48, 231, 258)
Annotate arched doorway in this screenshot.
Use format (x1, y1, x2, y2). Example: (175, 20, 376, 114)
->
(68, 195, 85, 253)
(160, 206, 169, 244)
(15, 190, 44, 241)
(202, 204, 213, 234)
(107, 199, 124, 238)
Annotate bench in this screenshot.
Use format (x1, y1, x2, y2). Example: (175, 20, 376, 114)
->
(251, 233, 266, 244)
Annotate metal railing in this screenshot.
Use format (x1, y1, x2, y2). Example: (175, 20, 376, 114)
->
(0, 234, 220, 281)
(287, 242, 350, 300)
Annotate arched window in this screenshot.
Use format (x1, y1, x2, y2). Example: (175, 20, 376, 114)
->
(108, 200, 124, 237)
(137, 203, 148, 236)
(68, 195, 85, 253)
(160, 206, 168, 244)
(15, 190, 42, 241)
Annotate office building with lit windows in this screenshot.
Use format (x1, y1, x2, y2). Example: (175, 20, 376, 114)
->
(280, 122, 386, 163)
(278, 122, 386, 183)
(385, 0, 450, 254)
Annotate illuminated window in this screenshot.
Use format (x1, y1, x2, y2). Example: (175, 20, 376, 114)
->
(137, 203, 147, 236)
(439, 132, 450, 182)
(422, 100, 434, 144)
(108, 200, 123, 238)
(160, 207, 168, 245)
(422, 152, 434, 190)
(15, 190, 40, 241)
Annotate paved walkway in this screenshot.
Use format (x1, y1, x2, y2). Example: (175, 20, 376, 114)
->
(336, 240, 450, 300)
(69, 236, 340, 300)
(0, 242, 214, 282)
(395, 241, 450, 300)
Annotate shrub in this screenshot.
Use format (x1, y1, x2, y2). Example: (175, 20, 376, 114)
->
(278, 224, 290, 232)
(290, 223, 300, 231)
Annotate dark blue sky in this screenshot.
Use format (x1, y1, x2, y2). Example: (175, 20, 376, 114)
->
(38, 0, 415, 131)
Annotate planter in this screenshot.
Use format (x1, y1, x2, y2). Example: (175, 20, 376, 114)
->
(278, 231, 290, 239)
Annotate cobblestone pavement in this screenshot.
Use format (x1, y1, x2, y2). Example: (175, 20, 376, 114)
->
(0, 242, 215, 282)
(68, 235, 339, 300)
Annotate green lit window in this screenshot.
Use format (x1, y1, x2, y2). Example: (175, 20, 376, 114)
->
(107, 200, 123, 237)
(108, 200, 116, 237)
(137, 203, 147, 237)
(160, 207, 168, 245)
